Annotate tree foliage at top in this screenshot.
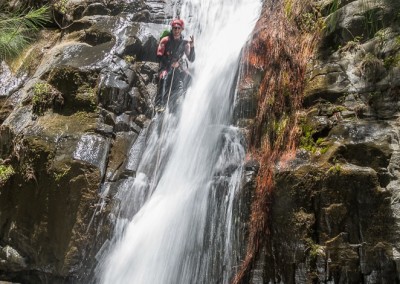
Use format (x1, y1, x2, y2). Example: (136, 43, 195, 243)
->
(0, 4, 50, 60)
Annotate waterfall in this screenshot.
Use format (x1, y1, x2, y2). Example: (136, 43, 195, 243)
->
(96, 0, 261, 283)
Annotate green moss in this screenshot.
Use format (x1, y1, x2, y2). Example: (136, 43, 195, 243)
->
(284, 0, 293, 18)
(274, 116, 289, 137)
(339, 36, 362, 53)
(17, 137, 55, 182)
(74, 111, 93, 120)
(0, 164, 15, 185)
(299, 12, 320, 33)
(395, 36, 400, 47)
(316, 137, 325, 145)
(47, 67, 99, 114)
(304, 237, 325, 262)
(383, 54, 400, 69)
(328, 163, 342, 174)
(333, 105, 346, 112)
(300, 124, 316, 152)
(124, 55, 135, 64)
(54, 0, 69, 14)
(299, 121, 331, 154)
(32, 82, 52, 115)
(53, 164, 71, 182)
(32, 82, 63, 115)
(75, 84, 97, 111)
(48, 66, 87, 94)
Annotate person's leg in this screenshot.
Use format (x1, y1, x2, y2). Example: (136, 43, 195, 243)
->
(166, 71, 186, 110)
(155, 78, 167, 107)
(183, 72, 192, 91)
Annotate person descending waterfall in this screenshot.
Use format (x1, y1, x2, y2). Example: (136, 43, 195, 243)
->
(155, 18, 195, 112)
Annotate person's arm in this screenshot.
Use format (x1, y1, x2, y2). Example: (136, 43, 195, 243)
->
(185, 36, 195, 62)
(157, 36, 169, 67)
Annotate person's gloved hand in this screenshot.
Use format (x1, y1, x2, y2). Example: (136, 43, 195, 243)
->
(159, 70, 168, 79)
(189, 35, 194, 47)
(171, 61, 180, 68)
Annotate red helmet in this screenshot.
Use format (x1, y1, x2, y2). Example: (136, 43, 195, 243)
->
(171, 19, 184, 29)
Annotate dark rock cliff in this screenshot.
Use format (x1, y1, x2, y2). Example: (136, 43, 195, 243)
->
(0, 0, 165, 282)
(233, 0, 400, 283)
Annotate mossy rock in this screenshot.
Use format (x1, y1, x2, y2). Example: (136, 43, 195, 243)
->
(0, 164, 15, 186)
(47, 66, 98, 94)
(45, 66, 99, 113)
(34, 112, 98, 140)
(31, 81, 64, 116)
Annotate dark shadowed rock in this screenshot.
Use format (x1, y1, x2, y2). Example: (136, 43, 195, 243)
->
(83, 3, 111, 16)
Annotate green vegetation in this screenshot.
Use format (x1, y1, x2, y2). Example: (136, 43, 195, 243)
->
(304, 237, 325, 261)
(383, 54, 400, 69)
(362, 5, 382, 39)
(274, 116, 289, 137)
(124, 55, 135, 63)
(300, 124, 316, 152)
(0, 164, 15, 185)
(325, 0, 341, 33)
(33, 82, 52, 115)
(328, 163, 342, 174)
(53, 164, 71, 181)
(77, 85, 98, 111)
(375, 29, 389, 49)
(0, 5, 50, 60)
(339, 36, 363, 53)
(53, 0, 69, 15)
(32, 82, 63, 115)
(284, 0, 293, 18)
(299, 123, 330, 154)
(395, 36, 400, 47)
(299, 12, 322, 33)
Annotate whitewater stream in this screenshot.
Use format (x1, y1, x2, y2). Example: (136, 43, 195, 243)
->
(96, 0, 261, 283)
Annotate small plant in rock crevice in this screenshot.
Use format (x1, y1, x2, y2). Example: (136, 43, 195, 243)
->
(328, 163, 342, 174)
(339, 36, 363, 53)
(124, 55, 135, 64)
(53, 0, 68, 15)
(53, 164, 71, 182)
(32, 82, 64, 115)
(0, 164, 15, 186)
(383, 54, 400, 69)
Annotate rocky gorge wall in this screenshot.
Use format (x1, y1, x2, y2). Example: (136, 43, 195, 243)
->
(0, 0, 165, 282)
(234, 0, 400, 283)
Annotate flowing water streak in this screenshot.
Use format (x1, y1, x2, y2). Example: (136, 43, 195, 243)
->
(98, 0, 261, 283)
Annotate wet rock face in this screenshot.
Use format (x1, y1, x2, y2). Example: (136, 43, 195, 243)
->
(0, 0, 169, 282)
(264, 0, 400, 282)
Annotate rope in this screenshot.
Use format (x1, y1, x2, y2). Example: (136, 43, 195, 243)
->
(165, 67, 176, 112)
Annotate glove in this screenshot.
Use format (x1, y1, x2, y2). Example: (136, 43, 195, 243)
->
(159, 70, 168, 79)
(171, 61, 180, 68)
(189, 35, 194, 47)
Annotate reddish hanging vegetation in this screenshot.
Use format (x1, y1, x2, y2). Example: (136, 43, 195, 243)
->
(233, 0, 321, 283)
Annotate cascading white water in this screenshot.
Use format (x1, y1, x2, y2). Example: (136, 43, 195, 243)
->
(96, 0, 261, 283)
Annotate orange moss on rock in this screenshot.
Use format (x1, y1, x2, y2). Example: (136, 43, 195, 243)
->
(233, 0, 321, 283)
